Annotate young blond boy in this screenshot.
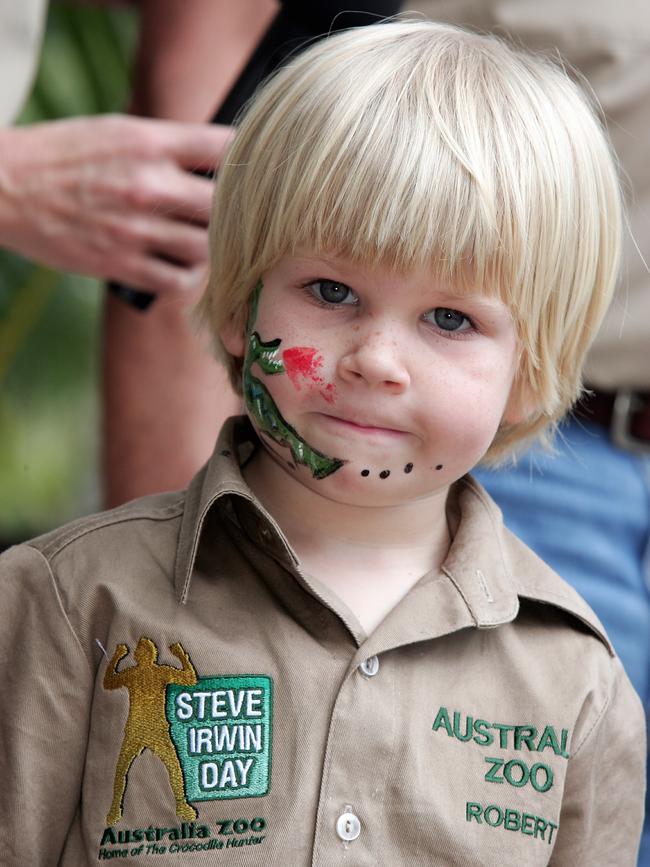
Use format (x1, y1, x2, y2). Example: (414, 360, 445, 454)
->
(0, 19, 645, 866)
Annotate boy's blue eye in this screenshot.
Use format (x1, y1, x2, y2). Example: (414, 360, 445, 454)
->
(426, 307, 473, 332)
(309, 280, 357, 305)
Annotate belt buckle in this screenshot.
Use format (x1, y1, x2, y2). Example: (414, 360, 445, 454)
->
(610, 390, 650, 454)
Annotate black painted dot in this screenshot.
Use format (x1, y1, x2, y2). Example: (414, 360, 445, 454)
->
(220, 449, 231, 457)
(361, 469, 370, 477)
(379, 470, 391, 479)
(436, 464, 443, 470)
(404, 463, 413, 474)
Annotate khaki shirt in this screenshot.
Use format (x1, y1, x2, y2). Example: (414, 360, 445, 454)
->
(0, 418, 644, 866)
(412, 0, 650, 389)
(0, 0, 47, 124)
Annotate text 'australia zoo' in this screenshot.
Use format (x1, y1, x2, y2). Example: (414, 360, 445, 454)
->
(432, 707, 570, 758)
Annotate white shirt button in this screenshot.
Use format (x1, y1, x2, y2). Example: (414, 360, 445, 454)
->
(359, 655, 379, 677)
(336, 810, 361, 842)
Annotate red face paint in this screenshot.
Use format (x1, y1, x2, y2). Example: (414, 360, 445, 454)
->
(320, 383, 335, 404)
(281, 346, 336, 403)
(282, 347, 322, 386)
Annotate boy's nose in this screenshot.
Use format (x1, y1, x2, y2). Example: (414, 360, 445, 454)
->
(337, 330, 411, 392)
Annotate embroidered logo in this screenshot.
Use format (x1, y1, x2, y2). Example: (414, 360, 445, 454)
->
(104, 638, 198, 825)
(167, 675, 272, 803)
(103, 638, 272, 826)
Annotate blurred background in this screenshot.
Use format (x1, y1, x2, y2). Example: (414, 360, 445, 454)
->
(0, 3, 137, 548)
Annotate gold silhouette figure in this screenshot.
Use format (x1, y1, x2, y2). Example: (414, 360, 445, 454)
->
(104, 637, 198, 825)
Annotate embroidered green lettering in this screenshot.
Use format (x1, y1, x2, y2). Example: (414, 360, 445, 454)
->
(536, 725, 562, 756)
(521, 813, 535, 836)
(484, 805, 504, 828)
(534, 817, 548, 840)
(465, 803, 559, 845)
(431, 706, 453, 736)
(492, 723, 515, 749)
(560, 728, 570, 758)
(101, 828, 117, 845)
(433, 709, 570, 760)
(503, 759, 529, 788)
(504, 809, 521, 831)
(98, 847, 128, 859)
(514, 725, 537, 751)
(472, 719, 494, 747)
(530, 762, 554, 793)
(484, 757, 505, 784)
(485, 757, 554, 792)
(453, 711, 473, 741)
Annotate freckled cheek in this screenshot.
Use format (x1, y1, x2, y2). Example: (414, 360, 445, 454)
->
(420, 369, 508, 448)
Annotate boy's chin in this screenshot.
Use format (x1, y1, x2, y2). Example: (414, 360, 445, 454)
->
(283, 459, 452, 508)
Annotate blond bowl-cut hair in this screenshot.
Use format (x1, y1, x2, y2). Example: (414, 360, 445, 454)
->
(199, 19, 622, 464)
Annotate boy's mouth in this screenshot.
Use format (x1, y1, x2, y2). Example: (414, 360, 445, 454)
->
(316, 412, 407, 438)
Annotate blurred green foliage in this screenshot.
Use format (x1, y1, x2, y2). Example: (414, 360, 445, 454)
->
(0, 3, 137, 543)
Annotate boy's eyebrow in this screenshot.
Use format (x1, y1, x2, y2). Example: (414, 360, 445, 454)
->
(291, 254, 345, 270)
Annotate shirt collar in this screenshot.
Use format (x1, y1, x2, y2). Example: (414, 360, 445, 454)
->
(175, 417, 519, 626)
(441, 476, 520, 628)
(443, 476, 613, 654)
(174, 416, 298, 604)
(174, 417, 610, 656)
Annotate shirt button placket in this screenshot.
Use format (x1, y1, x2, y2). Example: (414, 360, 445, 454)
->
(312, 652, 391, 865)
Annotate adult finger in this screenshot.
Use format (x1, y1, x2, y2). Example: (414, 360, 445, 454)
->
(142, 216, 209, 266)
(128, 162, 215, 225)
(156, 121, 234, 171)
(111, 252, 205, 296)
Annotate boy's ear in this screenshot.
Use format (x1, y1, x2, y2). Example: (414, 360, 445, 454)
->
(219, 317, 246, 359)
(502, 380, 537, 426)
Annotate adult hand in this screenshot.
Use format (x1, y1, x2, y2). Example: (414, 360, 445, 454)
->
(0, 114, 232, 293)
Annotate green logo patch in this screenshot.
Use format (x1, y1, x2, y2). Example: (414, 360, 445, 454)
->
(167, 676, 272, 801)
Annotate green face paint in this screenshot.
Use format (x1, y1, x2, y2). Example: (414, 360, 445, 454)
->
(242, 280, 345, 480)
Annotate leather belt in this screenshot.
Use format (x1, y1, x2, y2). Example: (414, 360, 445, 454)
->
(574, 389, 650, 454)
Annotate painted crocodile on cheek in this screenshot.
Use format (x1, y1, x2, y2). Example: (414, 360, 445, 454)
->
(281, 346, 336, 404)
(242, 280, 345, 480)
